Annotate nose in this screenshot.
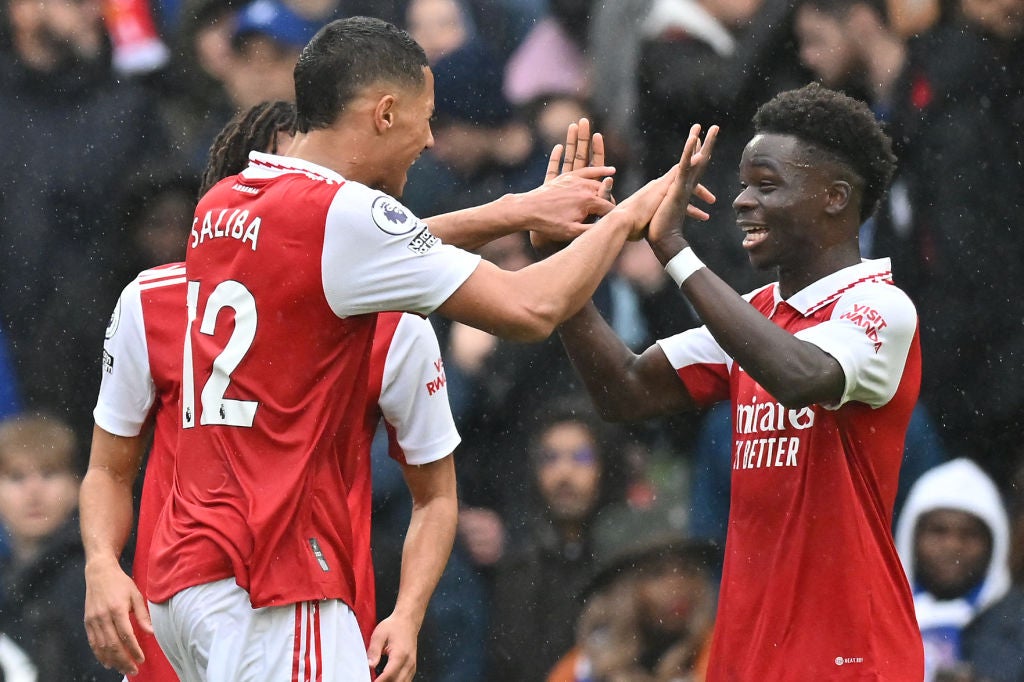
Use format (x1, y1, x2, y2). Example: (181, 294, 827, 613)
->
(425, 125, 435, 150)
(733, 186, 756, 214)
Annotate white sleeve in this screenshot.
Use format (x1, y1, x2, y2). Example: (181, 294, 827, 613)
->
(321, 184, 482, 318)
(379, 314, 461, 465)
(92, 279, 156, 436)
(796, 282, 917, 409)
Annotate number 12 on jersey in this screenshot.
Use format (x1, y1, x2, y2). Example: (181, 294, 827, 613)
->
(182, 280, 260, 428)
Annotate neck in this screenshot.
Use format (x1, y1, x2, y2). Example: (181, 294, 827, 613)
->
(777, 241, 862, 299)
(286, 123, 384, 189)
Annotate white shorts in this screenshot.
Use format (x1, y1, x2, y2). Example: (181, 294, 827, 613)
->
(150, 578, 370, 682)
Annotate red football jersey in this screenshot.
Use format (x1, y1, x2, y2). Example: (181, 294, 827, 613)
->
(147, 153, 477, 610)
(657, 259, 924, 680)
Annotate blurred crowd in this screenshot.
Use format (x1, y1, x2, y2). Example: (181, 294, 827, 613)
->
(0, 0, 1022, 680)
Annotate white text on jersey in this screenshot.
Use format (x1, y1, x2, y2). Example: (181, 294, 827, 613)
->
(191, 209, 262, 251)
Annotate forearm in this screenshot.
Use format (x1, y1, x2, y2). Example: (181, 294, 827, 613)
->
(509, 211, 633, 334)
(80, 427, 145, 569)
(558, 301, 694, 421)
(437, 211, 632, 343)
(425, 194, 521, 251)
(391, 493, 458, 629)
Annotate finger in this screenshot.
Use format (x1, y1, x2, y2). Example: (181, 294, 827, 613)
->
(599, 176, 615, 204)
(544, 144, 563, 185)
(686, 205, 711, 221)
(694, 183, 716, 205)
(561, 122, 579, 175)
(573, 118, 591, 171)
(566, 165, 616, 181)
(591, 132, 605, 168)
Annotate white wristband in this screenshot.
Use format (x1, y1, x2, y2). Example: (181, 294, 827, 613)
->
(664, 247, 705, 286)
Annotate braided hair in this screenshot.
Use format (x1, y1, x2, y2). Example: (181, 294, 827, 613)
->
(199, 100, 297, 197)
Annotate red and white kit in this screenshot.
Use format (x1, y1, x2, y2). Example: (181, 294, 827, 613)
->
(657, 258, 924, 681)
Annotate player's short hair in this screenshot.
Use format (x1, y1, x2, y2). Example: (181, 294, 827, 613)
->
(199, 100, 297, 197)
(753, 82, 897, 221)
(293, 16, 428, 133)
(0, 413, 78, 476)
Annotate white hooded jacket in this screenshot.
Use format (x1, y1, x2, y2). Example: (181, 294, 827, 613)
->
(894, 457, 1011, 679)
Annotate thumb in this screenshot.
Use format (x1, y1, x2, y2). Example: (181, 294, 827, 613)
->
(132, 590, 154, 634)
(366, 627, 386, 667)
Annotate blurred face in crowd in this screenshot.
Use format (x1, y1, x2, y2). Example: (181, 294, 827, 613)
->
(961, 0, 1024, 39)
(794, 6, 860, 88)
(225, 36, 300, 109)
(636, 557, 715, 641)
(8, 0, 105, 70)
(0, 450, 78, 548)
(914, 508, 993, 600)
(535, 422, 602, 524)
(406, 0, 469, 64)
(702, 0, 763, 29)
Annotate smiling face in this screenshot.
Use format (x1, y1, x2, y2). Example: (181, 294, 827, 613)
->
(733, 133, 833, 274)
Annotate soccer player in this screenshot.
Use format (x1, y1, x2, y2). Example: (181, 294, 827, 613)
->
(143, 15, 672, 682)
(551, 83, 924, 680)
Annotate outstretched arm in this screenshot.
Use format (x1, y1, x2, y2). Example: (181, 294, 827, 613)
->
(368, 455, 458, 682)
(80, 425, 150, 676)
(435, 159, 671, 342)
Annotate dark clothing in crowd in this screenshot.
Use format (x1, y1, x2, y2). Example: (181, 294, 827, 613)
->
(0, 49, 170, 443)
(875, 20, 1024, 471)
(963, 588, 1024, 682)
(488, 522, 596, 682)
(0, 515, 119, 682)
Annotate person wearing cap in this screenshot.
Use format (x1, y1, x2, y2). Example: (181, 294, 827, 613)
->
(221, 0, 325, 109)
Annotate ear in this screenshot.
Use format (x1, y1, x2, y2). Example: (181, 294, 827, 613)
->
(824, 180, 852, 216)
(374, 94, 396, 134)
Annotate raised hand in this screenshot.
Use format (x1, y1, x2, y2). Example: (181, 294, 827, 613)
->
(647, 124, 719, 260)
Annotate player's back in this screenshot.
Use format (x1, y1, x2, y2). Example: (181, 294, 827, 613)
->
(150, 167, 376, 610)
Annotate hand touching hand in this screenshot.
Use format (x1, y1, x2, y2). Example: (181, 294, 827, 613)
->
(647, 124, 719, 262)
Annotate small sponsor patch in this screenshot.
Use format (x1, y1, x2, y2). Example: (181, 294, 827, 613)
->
(371, 195, 418, 235)
(102, 349, 114, 374)
(105, 300, 121, 339)
(231, 183, 259, 195)
(407, 225, 440, 255)
(309, 537, 330, 572)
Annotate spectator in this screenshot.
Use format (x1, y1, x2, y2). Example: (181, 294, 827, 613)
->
(220, 0, 325, 109)
(548, 537, 718, 682)
(403, 0, 537, 218)
(0, 414, 118, 682)
(0, 0, 172, 445)
(894, 457, 1012, 682)
(794, 0, 1024, 468)
(635, 0, 804, 294)
(487, 397, 627, 682)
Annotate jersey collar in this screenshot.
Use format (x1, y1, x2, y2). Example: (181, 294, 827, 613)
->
(774, 258, 894, 316)
(243, 151, 346, 185)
